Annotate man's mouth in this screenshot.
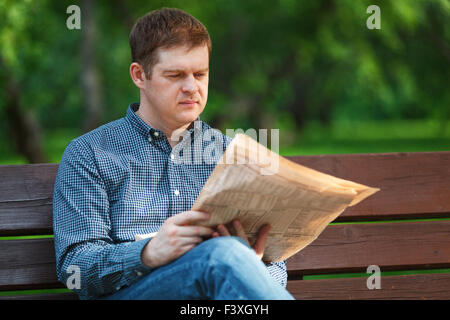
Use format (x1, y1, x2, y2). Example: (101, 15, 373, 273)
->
(179, 100, 198, 106)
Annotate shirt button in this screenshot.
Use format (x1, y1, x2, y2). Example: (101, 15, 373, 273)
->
(147, 136, 152, 142)
(170, 154, 175, 160)
(153, 131, 159, 137)
(174, 189, 180, 196)
(136, 271, 143, 276)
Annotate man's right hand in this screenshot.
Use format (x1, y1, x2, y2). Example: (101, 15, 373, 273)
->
(140, 210, 214, 268)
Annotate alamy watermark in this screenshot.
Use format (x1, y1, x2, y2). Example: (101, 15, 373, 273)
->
(366, 5, 381, 30)
(169, 122, 280, 175)
(66, 5, 81, 30)
(366, 265, 381, 289)
(66, 265, 81, 290)
(67, 4, 381, 31)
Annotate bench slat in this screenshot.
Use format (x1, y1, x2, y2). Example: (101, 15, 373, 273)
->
(290, 151, 450, 221)
(0, 238, 63, 290)
(287, 220, 450, 275)
(1, 152, 449, 236)
(0, 164, 58, 236)
(0, 164, 58, 201)
(2, 220, 449, 290)
(286, 273, 450, 299)
(0, 202, 53, 236)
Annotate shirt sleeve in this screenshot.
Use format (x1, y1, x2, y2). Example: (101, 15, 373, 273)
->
(53, 139, 153, 299)
(265, 261, 288, 287)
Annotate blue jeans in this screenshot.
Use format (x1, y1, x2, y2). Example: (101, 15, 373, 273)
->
(100, 236, 294, 300)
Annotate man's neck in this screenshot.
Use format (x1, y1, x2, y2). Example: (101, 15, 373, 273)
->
(136, 102, 191, 149)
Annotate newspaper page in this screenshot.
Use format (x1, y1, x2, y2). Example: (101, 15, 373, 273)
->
(191, 133, 380, 262)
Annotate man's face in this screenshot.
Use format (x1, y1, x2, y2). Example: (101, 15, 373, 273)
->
(141, 44, 209, 130)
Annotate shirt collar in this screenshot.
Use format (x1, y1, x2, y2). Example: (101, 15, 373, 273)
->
(126, 102, 202, 139)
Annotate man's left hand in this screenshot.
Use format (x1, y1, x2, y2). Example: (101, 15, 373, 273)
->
(212, 219, 271, 261)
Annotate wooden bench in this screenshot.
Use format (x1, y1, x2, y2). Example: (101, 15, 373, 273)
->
(1, 151, 449, 300)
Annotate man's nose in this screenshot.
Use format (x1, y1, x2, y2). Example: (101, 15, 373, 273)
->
(181, 75, 198, 93)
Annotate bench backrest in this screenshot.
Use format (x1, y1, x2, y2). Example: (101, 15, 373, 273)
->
(1, 151, 449, 299)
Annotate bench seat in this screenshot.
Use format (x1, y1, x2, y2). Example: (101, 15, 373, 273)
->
(1, 151, 449, 299)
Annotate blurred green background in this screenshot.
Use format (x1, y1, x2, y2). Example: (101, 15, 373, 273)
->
(0, 0, 449, 297)
(0, 0, 449, 165)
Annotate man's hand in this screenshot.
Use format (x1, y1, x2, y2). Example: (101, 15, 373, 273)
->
(213, 219, 271, 261)
(141, 211, 214, 268)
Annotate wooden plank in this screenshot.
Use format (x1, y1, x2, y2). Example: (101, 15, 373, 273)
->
(0, 238, 63, 290)
(1, 152, 449, 235)
(2, 220, 449, 290)
(0, 164, 58, 201)
(287, 151, 450, 221)
(0, 201, 53, 236)
(287, 220, 450, 275)
(0, 164, 58, 236)
(0, 292, 78, 300)
(286, 273, 450, 299)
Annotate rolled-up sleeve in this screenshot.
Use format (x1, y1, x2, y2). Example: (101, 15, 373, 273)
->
(265, 261, 288, 287)
(53, 139, 153, 300)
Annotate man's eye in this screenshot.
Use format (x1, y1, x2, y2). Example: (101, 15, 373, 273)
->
(168, 74, 180, 78)
(195, 73, 206, 78)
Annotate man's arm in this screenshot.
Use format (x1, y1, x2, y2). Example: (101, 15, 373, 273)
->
(140, 210, 214, 268)
(53, 139, 154, 299)
(265, 261, 288, 288)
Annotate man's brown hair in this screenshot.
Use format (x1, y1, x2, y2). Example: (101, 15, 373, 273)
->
(129, 8, 212, 79)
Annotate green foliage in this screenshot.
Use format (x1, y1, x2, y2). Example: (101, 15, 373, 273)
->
(0, 0, 449, 163)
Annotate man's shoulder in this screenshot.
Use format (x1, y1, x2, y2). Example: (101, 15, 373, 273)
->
(79, 118, 128, 143)
(63, 118, 128, 159)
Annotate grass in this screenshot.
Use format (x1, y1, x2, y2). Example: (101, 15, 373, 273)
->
(279, 119, 450, 156)
(0, 120, 449, 164)
(0, 288, 72, 297)
(302, 268, 450, 280)
(0, 128, 80, 165)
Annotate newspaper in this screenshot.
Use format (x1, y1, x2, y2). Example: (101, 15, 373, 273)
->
(190, 133, 380, 262)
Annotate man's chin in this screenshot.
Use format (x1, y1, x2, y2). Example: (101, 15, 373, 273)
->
(172, 113, 201, 129)
(176, 107, 203, 123)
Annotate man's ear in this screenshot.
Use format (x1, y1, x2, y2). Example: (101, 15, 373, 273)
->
(130, 62, 146, 89)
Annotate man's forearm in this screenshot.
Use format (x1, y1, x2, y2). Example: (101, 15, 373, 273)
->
(56, 238, 153, 299)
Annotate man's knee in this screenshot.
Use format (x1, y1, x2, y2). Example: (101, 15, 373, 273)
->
(198, 236, 260, 271)
(211, 236, 250, 249)
(202, 236, 251, 256)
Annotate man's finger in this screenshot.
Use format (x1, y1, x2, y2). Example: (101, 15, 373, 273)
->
(253, 224, 271, 257)
(175, 244, 197, 258)
(176, 225, 215, 237)
(232, 219, 249, 245)
(172, 211, 210, 226)
(216, 224, 231, 236)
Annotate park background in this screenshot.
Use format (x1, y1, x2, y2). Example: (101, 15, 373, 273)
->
(0, 0, 449, 164)
(0, 0, 449, 297)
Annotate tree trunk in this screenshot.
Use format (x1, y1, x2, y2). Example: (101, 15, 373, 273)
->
(81, 0, 104, 132)
(1, 58, 47, 163)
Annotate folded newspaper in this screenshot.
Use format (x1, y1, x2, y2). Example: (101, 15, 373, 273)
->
(191, 133, 379, 262)
(137, 133, 379, 262)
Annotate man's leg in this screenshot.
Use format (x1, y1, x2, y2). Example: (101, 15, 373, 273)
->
(100, 236, 294, 300)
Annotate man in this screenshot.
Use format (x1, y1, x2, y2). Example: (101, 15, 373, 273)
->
(53, 7, 293, 300)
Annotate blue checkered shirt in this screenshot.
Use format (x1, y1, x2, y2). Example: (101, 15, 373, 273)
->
(53, 103, 287, 300)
